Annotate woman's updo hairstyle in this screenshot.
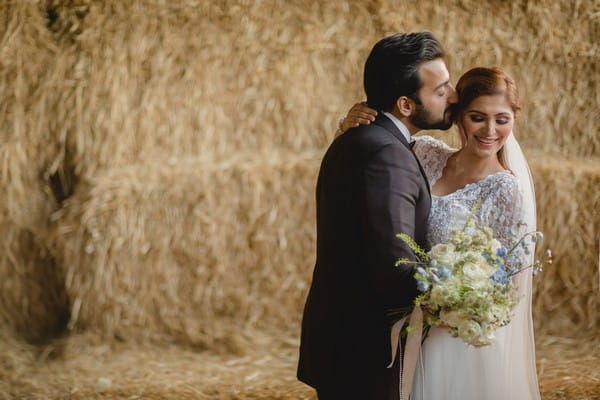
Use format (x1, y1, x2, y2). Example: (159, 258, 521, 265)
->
(454, 67, 521, 117)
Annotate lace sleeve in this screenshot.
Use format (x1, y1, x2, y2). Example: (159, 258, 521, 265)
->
(412, 135, 455, 184)
(480, 173, 524, 248)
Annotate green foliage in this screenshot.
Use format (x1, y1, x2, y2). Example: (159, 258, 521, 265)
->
(395, 233, 429, 263)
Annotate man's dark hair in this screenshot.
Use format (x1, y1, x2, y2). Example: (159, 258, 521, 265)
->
(364, 32, 445, 111)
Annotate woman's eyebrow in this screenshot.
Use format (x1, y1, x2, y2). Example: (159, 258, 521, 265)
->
(466, 110, 512, 116)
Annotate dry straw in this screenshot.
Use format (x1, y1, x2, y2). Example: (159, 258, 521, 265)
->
(0, 1, 70, 345)
(48, 153, 320, 349)
(44, 153, 600, 346)
(0, 224, 69, 344)
(0, 0, 599, 398)
(529, 156, 600, 337)
(0, 331, 597, 400)
(29, 0, 378, 184)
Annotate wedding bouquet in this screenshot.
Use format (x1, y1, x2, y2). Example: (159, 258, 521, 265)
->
(396, 212, 551, 347)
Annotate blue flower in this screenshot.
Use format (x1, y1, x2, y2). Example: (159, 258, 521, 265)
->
(436, 266, 451, 279)
(416, 280, 430, 292)
(496, 262, 506, 272)
(492, 269, 508, 285)
(429, 259, 438, 268)
(496, 246, 507, 258)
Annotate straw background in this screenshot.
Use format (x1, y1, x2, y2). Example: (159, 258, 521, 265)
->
(1, 0, 598, 399)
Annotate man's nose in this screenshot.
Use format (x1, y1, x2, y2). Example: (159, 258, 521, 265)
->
(447, 84, 458, 104)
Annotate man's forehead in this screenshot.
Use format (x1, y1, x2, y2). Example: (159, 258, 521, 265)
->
(419, 59, 450, 85)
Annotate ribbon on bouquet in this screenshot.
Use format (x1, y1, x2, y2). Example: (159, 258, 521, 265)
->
(387, 306, 423, 400)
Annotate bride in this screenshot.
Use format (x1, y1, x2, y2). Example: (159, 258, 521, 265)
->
(337, 67, 541, 399)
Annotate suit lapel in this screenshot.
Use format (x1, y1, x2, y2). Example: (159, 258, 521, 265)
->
(372, 115, 432, 198)
(413, 152, 432, 198)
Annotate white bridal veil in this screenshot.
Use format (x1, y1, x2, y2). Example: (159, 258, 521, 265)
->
(499, 132, 541, 400)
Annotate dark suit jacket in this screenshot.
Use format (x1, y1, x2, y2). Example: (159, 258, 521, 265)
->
(297, 114, 431, 399)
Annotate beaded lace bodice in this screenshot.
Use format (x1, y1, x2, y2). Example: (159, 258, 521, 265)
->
(413, 136, 523, 249)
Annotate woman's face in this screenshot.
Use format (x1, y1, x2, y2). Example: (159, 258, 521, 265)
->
(458, 94, 514, 158)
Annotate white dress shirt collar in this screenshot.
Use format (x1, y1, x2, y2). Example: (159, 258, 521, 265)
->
(382, 111, 412, 144)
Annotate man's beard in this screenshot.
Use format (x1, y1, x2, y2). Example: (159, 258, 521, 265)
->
(410, 103, 453, 131)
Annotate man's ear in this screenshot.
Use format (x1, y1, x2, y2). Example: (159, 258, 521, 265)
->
(395, 96, 415, 117)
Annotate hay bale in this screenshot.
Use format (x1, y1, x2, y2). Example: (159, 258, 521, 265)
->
(48, 153, 319, 349)
(0, 223, 69, 345)
(46, 149, 599, 347)
(2, 0, 599, 176)
(0, 2, 77, 344)
(0, 2, 63, 226)
(0, 149, 68, 346)
(14, 0, 596, 189)
(30, 1, 375, 182)
(375, 0, 600, 157)
(529, 155, 600, 338)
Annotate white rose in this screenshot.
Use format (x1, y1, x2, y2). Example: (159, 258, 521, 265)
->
(439, 309, 470, 328)
(457, 320, 485, 346)
(483, 305, 509, 324)
(460, 234, 473, 247)
(460, 251, 488, 266)
(478, 323, 496, 345)
(462, 262, 493, 289)
(429, 281, 461, 309)
(429, 243, 457, 267)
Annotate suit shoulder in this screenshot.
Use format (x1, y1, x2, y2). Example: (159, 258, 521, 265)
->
(352, 123, 397, 143)
(340, 124, 406, 154)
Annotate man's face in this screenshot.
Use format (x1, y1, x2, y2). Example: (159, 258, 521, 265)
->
(410, 58, 457, 131)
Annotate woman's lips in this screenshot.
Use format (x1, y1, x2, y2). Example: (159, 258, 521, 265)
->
(475, 136, 499, 147)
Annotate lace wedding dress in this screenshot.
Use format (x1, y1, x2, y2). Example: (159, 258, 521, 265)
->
(410, 136, 541, 400)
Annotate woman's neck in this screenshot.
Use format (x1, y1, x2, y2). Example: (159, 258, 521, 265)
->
(448, 149, 505, 182)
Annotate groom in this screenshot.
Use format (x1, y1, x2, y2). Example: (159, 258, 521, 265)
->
(297, 32, 457, 399)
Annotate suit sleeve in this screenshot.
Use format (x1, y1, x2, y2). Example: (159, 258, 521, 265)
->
(363, 144, 421, 309)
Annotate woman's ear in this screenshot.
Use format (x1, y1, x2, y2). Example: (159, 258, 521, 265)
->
(395, 96, 415, 117)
